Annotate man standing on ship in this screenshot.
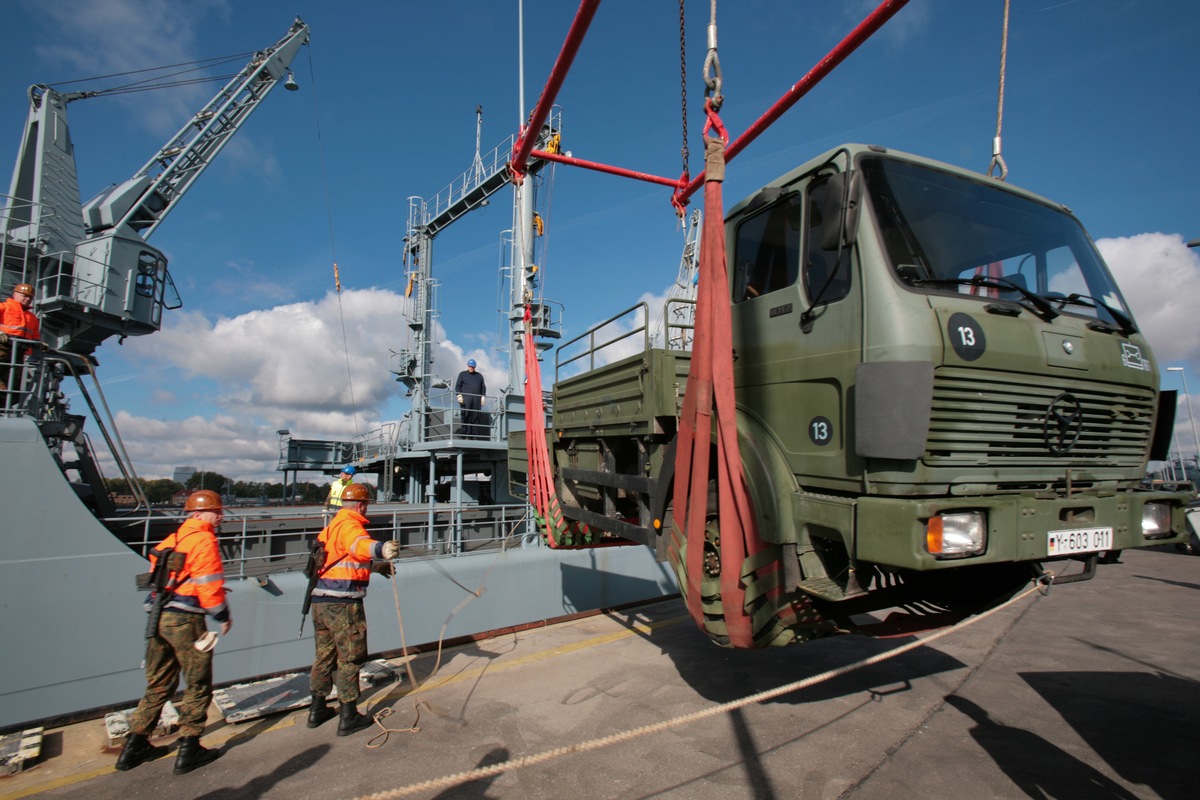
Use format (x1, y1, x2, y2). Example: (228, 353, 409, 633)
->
(116, 489, 231, 775)
(0, 282, 40, 403)
(323, 465, 357, 512)
(454, 358, 487, 438)
(306, 482, 399, 735)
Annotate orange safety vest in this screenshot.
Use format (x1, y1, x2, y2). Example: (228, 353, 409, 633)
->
(312, 507, 383, 601)
(151, 518, 229, 620)
(0, 298, 39, 341)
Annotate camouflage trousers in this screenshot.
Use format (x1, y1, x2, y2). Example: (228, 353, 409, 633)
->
(129, 611, 213, 738)
(310, 601, 368, 703)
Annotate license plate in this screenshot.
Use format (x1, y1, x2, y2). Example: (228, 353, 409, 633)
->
(1046, 526, 1113, 556)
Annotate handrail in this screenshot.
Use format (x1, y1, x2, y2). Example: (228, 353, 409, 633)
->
(108, 501, 534, 573)
(553, 298, 697, 381)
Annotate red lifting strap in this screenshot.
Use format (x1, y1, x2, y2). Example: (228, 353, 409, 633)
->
(672, 131, 767, 648)
(522, 306, 563, 546)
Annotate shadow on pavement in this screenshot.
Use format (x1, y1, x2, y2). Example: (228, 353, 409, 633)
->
(1022, 670, 1200, 800)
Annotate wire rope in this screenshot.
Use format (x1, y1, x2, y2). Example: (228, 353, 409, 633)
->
(352, 575, 1051, 799)
(302, 45, 361, 435)
(988, 0, 1011, 180)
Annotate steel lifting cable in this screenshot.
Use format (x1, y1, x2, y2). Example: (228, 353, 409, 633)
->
(988, 0, 1011, 181)
(304, 46, 362, 435)
(350, 575, 1054, 800)
(673, 0, 690, 217)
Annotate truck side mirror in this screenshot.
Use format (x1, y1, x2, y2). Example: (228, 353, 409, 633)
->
(819, 170, 862, 251)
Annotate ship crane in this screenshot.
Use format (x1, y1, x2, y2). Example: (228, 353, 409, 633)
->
(0, 18, 309, 513)
(1, 17, 310, 357)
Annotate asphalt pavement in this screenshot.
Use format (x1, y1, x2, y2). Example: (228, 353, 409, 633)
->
(2, 545, 1196, 800)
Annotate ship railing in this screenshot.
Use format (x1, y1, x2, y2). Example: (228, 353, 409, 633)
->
(0, 335, 40, 417)
(1, 193, 59, 279)
(350, 421, 400, 461)
(554, 299, 696, 381)
(109, 502, 536, 581)
(412, 107, 563, 236)
(419, 387, 501, 444)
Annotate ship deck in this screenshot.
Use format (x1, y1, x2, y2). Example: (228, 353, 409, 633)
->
(3, 545, 1196, 800)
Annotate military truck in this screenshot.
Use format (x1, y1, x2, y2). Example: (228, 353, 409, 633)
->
(514, 143, 1191, 647)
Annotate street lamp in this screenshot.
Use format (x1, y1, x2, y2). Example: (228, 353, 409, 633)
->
(1166, 367, 1199, 478)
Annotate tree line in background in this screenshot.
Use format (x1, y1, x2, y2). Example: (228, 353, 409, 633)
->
(105, 469, 330, 505)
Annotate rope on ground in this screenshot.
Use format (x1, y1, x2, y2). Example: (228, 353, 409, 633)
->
(366, 705, 424, 749)
(367, 508, 535, 745)
(351, 574, 1052, 799)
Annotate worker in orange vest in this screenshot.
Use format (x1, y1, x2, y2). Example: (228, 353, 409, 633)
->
(0, 282, 40, 394)
(306, 482, 399, 735)
(117, 490, 232, 775)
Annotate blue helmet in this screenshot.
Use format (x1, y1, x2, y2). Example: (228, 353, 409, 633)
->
(342, 465, 357, 475)
(467, 358, 477, 368)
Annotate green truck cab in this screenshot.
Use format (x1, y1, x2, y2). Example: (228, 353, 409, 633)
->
(517, 144, 1190, 646)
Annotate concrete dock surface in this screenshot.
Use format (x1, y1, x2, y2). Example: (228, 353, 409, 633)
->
(2, 545, 1196, 800)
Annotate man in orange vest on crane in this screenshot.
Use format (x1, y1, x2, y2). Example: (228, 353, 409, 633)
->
(117, 489, 232, 775)
(0, 282, 41, 398)
(306, 481, 399, 735)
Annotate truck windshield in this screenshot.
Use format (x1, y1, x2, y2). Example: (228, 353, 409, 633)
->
(860, 156, 1133, 330)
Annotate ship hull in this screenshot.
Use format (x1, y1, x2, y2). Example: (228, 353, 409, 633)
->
(0, 416, 677, 730)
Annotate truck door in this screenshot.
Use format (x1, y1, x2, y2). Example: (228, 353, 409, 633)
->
(730, 176, 862, 493)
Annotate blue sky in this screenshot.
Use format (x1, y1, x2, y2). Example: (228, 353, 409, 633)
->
(3, 0, 1199, 480)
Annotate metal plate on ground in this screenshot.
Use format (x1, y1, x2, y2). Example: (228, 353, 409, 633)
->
(0, 728, 43, 774)
(103, 702, 179, 747)
(213, 660, 401, 723)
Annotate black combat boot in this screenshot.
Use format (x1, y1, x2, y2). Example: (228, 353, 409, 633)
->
(115, 733, 167, 771)
(336, 702, 373, 736)
(173, 735, 221, 775)
(307, 693, 336, 728)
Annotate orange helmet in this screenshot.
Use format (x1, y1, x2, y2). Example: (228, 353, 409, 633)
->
(341, 483, 372, 503)
(184, 490, 223, 512)
(13, 283, 33, 296)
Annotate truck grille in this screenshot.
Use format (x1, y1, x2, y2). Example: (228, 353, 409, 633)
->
(925, 368, 1154, 467)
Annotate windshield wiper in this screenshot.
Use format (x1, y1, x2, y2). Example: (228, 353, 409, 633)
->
(912, 276, 1060, 322)
(1053, 293, 1137, 335)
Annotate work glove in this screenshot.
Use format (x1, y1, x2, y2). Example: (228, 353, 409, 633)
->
(0, 332, 7, 345)
(456, 394, 464, 405)
(381, 540, 400, 559)
(373, 561, 395, 579)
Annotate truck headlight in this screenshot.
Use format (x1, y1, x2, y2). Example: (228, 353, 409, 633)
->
(1141, 502, 1172, 539)
(926, 511, 987, 558)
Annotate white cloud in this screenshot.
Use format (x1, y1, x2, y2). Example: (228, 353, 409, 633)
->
(103, 287, 503, 479)
(1097, 233, 1200, 369)
(1098, 233, 1200, 458)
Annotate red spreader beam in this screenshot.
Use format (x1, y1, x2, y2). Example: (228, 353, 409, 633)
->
(529, 149, 683, 188)
(675, 0, 910, 206)
(509, 0, 910, 207)
(510, 0, 601, 181)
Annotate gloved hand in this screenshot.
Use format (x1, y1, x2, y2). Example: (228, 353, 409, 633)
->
(373, 561, 395, 578)
(381, 540, 400, 559)
(0, 332, 8, 345)
(456, 394, 464, 405)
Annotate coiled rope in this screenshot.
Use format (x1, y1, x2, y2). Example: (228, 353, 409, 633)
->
(361, 508, 535, 748)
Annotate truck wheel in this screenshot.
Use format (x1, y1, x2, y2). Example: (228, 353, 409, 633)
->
(666, 479, 832, 648)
